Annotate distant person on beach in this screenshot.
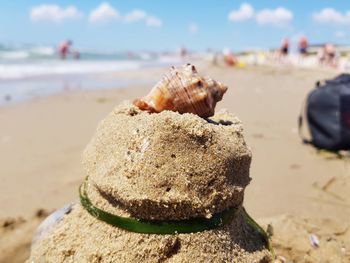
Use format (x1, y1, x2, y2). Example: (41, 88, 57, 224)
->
(298, 36, 308, 56)
(57, 40, 72, 59)
(180, 46, 188, 59)
(223, 48, 235, 66)
(280, 38, 289, 56)
(318, 44, 337, 68)
(274, 38, 289, 64)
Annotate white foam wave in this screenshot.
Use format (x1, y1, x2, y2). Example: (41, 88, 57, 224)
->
(29, 46, 55, 56)
(0, 60, 142, 80)
(0, 46, 56, 60)
(0, 51, 30, 60)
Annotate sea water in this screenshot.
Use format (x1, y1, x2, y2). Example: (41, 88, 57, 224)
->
(0, 45, 182, 105)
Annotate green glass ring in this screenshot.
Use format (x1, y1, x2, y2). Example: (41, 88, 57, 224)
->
(79, 179, 237, 235)
(79, 178, 272, 253)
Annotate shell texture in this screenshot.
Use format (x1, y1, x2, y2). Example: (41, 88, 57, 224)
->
(133, 64, 228, 118)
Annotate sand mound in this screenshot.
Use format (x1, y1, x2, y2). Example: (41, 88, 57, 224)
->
(83, 103, 251, 220)
(28, 100, 271, 262)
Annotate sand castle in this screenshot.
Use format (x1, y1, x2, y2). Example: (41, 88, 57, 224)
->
(29, 64, 272, 262)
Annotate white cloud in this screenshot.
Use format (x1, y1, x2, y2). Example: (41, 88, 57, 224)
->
(124, 10, 162, 27)
(188, 23, 198, 34)
(227, 4, 293, 27)
(33, 2, 162, 27)
(124, 10, 146, 23)
(256, 7, 293, 26)
(335, 31, 346, 38)
(228, 3, 254, 22)
(145, 16, 162, 27)
(30, 4, 82, 23)
(313, 8, 350, 24)
(89, 2, 119, 23)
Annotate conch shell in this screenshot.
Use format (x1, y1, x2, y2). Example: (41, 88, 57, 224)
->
(133, 64, 228, 118)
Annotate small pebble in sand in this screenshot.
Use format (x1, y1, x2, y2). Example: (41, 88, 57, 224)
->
(309, 233, 320, 248)
(274, 255, 287, 263)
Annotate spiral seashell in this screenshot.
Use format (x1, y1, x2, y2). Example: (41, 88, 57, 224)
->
(133, 64, 228, 118)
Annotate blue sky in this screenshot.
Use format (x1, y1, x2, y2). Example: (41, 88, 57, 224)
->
(0, 1, 350, 51)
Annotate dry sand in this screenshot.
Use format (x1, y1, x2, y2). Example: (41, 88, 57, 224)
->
(0, 64, 349, 262)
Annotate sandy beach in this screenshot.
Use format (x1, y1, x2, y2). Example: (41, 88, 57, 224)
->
(1, 64, 349, 262)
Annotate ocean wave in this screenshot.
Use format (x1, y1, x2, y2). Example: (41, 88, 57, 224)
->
(0, 46, 158, 61)
(0, 46, 56, 60)
(0, 60, 143, 80)
(0, 44, 183, 80)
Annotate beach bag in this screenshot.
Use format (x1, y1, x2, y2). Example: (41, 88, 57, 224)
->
(299, 73, 350, 151)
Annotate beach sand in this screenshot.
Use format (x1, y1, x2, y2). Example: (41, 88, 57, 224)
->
(1, 64, 349, 262)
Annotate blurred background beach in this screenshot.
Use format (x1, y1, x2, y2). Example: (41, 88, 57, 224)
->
(1, 1, 350, 262)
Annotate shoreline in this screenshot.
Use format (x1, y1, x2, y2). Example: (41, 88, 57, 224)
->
(0, 58, 344, 107)
(0, 65, 169, 107)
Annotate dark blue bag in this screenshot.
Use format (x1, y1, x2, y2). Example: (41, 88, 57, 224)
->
(299, 73, 350, 151)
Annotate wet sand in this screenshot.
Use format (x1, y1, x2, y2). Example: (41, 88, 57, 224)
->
(0, 64, 349, 262)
